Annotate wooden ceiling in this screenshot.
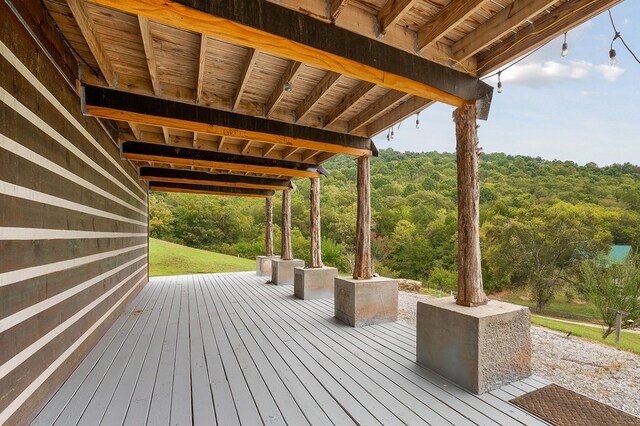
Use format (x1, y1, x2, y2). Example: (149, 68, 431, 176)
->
(42, 0, 622, 195)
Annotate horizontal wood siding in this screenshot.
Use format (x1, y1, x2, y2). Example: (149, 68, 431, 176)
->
(0, 1, 149, 424)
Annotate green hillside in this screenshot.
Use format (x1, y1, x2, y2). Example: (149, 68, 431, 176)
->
(149, 238, 254, 276)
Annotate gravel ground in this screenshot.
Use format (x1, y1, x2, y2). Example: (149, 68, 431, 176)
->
(397, 291, 640, 417)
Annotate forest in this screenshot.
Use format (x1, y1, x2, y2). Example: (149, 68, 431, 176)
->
(149, 149, 640, 313)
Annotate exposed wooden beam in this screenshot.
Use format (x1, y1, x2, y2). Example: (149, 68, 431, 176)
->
(233, 48, 258, 110)
(316, 152, 337, 163)
(301, 150, 318, 163)
(281, 188, 293, 260)
(138, 16, 161, 96)
(476, 0, 623, 75)
(122, 141, 322, 178)
(323, 81, 376, 128)
(366, 96, 434, 137)
(241, 140, 252, 154)
(196, 34, 208, 103)
(452, 0, 557, 61)
(265, 61, 303, 118)
(377, 0, 419, 37)
(295, 72, 341, 123)
(417, 0, 486, 52)
(265, 197, 273, 256)
(162, 126, 170, 144)
(86, 0, 493, 108)
(82, 85, 374, 156)
(263, 143, 277, 157)
(193, 131, 198, 148)
(218, 136, 226, 151)
(150, 181, 274, 198)
(348, 90, 409, 132)
(282, 146, 299, 161)
(129, 122, 141, 140)
(329, 0, 349, 22)
(67, 0, 116, 85)
(353, 156, 372, 279)
(309, 176, 323, 268)
(139, 167, 291, 190)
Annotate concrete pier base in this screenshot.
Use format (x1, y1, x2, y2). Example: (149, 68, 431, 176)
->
(256, 255, 279, 276)
(271, 259, 304, 285)
(294, 267, 338, 299)
(416, 297, 531, 394)
(334, 276, 397, 327)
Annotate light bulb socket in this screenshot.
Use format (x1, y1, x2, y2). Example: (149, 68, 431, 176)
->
(497, 81, 503, 93)
(561, 42, 568, 57)
(609, 48, 617, 65)
(415, 120, 420, 129)
(283, 82, 293, 92)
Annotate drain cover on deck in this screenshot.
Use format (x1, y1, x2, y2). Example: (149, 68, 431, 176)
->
(510, 384, 640, 426)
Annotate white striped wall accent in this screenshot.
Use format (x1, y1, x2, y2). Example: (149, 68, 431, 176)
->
(0, 134, 147, 217)
(0, 253, 147, 334)
(0, 86, 145, 210)
(0, 273, 147, 425)
(0, 228, 147, 241)
(0, 243, 148, 287)
(0, 180, 147, 228)
(0, 40, 146, 201)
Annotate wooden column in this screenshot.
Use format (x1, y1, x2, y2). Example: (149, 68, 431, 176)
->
(453, 103, 488, 306)
(265, 197, 273, 256)
(281, 190, 293, 260)
(353, 156, 372, 279)
(310, 177, 323, 268)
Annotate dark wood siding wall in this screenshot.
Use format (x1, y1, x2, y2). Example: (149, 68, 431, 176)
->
(0, 2, 149, 424)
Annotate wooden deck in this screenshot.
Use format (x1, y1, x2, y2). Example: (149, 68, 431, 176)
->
(33, 272, 551, 425)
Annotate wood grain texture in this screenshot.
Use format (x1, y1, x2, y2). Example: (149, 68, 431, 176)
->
(309, 177, 323, 268)
(453, 103, 487, 307)
(353, 156, 372, 280)
(265, 197, 273, 257)
(281, 190, 293, 260)
(416, 0, 486, 51)
(139, 167, 291, 190)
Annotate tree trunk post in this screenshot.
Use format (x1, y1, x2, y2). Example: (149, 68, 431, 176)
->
(353, 155, 372, 279)
(281, 189, 293, 261)
(265, 196, 273, 257)
(615, 310, 622, 343)
(310, 177, 323, 268)
(453, 103, 488, 307)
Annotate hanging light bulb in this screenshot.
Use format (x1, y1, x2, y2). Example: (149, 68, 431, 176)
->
(386, 128, 391, 141)
(497, 71, 503, 94)
(561, 32, 568, 57)
(609, 48, 618, 65)
(390, 127, 395, 139)
(415, 112, 420, 129)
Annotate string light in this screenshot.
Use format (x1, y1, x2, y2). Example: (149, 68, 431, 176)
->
(415, 112, 420, 129)
(497, 71, 503, 94)
(561, 32, 568, 57)
(386, 128, 391, 141)
(390, 127, 395, 139)
(282, 82, 293, 92)
(608, 9, 640, 65)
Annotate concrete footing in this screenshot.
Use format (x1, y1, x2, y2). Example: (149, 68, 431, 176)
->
(334, 276, 398, 327)
(416, 297, 531, 394)
(256, 255, 279, 276)
(294, 267, 338, 299)
(271, 258, 304, 285)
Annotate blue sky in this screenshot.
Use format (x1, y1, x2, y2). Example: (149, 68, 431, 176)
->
(374, 2, 640, 166)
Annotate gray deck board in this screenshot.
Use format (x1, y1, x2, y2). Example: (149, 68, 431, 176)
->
(34, 272, 553, 425)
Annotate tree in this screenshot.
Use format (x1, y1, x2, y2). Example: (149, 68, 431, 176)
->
(149, 193, 174, 239)
(484, 202, 614, 312)
(579, 256, 640, 338)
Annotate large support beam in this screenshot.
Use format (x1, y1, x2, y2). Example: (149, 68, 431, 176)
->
(281, 190, 293, 261)
(86, 0, 493, 109)
(353, 156, 372, 280)
(476, 0, 623, 74)
(149, 181, 274, 198)
(310, 177, 323, 268)
(122, 141, 322, 178)
(453, 103, 487, 307)
(139, 167, 292, 190)
(417, 0, 486, 52)
(265, 196, 274, 256)
(82, 85, 375, 157)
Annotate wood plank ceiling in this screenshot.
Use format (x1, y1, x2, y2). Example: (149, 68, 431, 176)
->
(43, 0, 622, 195)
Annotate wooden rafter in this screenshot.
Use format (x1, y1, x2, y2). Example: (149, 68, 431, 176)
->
(196, 34, 208, 103)
(162, 126, 170, 144)
(82, 85, 374, 156)
(329, 0, 349, 22)
(282, 146, 299, 160)
(218, 136, 226, 151)
(366, 96, 433, 137)
(377, 0, 419, 37)
(140, 167, 291, 190)
(263, 143, 277, 157)
(301, 150, 318, 163)
(417, 0, 486, 52)
(85, 0, 493, 108)
(150, 181, 275, 198)
(452, 0, 557, 61)
(323, 81, 376, 128)
(265, 61, 303, 118)
(129, 122, 141, 140)
(241, 140, 252, 154)
(348, 90, 409, 132)
(295, 71, 341, 123)
(67, 0, 115, 85)
(232, 48, 258, 110)
(138, 16, 160, 96)
(193, 131, 198, 148)
(476, 0, 623, 74)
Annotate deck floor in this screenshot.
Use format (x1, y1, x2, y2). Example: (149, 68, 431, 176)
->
(34, 272, 551, 426)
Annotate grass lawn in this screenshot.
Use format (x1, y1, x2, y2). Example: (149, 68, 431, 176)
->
(491, 288, 601, 322)
(532, 316, 640, 355)
(149, 238, 255, 276)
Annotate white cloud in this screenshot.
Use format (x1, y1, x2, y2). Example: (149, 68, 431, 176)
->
(493, 60, 625, 86)
(595, 64, 625, 81)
